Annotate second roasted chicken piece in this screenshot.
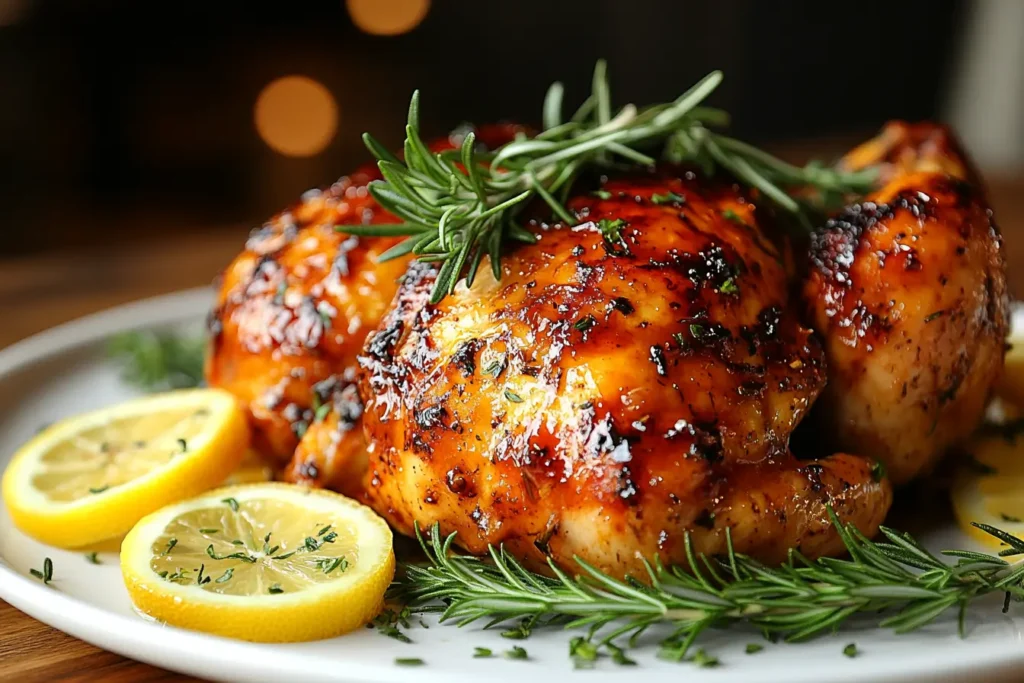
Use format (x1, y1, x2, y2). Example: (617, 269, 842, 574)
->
(357, 169, 892, 578)
(802, 122, 1008, 485)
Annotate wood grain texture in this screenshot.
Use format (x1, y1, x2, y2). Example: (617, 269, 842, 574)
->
(1, 173, 1023, 681)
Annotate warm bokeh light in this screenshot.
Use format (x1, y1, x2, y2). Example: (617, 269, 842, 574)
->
(254, 76, 338, 158)
(345, 0, 430, 36)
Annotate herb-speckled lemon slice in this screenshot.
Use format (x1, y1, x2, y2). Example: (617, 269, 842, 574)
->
(2, 389, 248, 548)
(120, 483, 394, 642)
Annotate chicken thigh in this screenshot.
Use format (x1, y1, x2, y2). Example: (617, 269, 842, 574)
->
(802, 122, 1008, 485)
(356, 169, 892, 577)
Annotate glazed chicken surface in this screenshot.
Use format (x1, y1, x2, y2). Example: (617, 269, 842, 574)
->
(802, 122, 1008, 485)
(207, 117, 1007, 578)
(356, 170, 892, 577)
(206, 125, 523, 474)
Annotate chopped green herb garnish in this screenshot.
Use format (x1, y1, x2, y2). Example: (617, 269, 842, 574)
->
(163, 538, 178, 556)
(690, 648, 719, 667)
(268, 584, 284, 594)
(843, 643, 858, 658)
(501, 620, 532, 640)
(719, 278, 739, 295)
(505, 646, 528, 660)
(215, 568, 234, 584)
(592, 189, 613, 200)
(89, 485, 109, 494)
(689, 323, 706, 339)
(29, 557, 53, 584)
(315, 403, 331, 423)
(504, 389, 524, 403)
(84, 552, 100, 565)
(569, 637, 598, 668)
(745, 643, 764, 654)
(196, 563, 211, 585)
(607, 643, 636, 665)
(473, 647, 494, 658)
(925, 310, 946, 323)
(573, 314, 597, 333)
(651, 191, 684, 205)
(721, 208, 746, 225)
(394, 658, 424, 666)
(871, 460, 887, 483)
(319, 557, 349, 574)
(483, 359, 505, 378)
(222, 497, 240, 512)
(176, 438, 187, 453)
(317, 524, 333, 537)
(200, 528, 220, 535)
(207, 544, 256, 563)
(1001, 513, 1022, 523)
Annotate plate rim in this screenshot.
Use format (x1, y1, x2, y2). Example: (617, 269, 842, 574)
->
(0, 288, 1022, 683)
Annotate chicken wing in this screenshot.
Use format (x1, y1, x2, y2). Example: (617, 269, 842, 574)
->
(801, 122, 1009, 485)
(356, 169, 892, 577)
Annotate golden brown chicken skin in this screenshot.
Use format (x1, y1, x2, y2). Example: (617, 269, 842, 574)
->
(802, 122, 1008, 485)
(357, 169, 892, 578)
(205, 167, 408, 464)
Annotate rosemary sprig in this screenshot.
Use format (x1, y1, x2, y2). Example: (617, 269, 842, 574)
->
(392, 512, 1024, 661)
(107, 331, 205, 391)
(344, 60, 876, 303)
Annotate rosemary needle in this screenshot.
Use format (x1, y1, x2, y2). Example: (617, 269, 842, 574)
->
(347, 60, 876, 304)
(390, 510, 1024, 663)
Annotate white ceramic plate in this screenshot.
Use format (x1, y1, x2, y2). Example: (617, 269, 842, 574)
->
(1, 288, 1023, 683)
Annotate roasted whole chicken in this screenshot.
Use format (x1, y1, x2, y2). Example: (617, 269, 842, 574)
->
(206, 119, 1007, 577)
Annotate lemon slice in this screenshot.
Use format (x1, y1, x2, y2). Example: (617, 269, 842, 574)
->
(120, 483, 394, 642)
(951, 431, 1024, 548)
(2, 389, 248, 548)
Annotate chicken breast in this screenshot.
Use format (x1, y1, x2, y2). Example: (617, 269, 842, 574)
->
(207, 124, 525, 466)
(801, 122, 1009, 485)
(357, 169, 892, 577)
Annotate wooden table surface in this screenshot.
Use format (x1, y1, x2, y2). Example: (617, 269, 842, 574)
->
(2, 174, 1024, 681)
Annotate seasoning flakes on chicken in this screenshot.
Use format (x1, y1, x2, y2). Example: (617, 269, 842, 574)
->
(802, 122, 1009, 484)
(357, 169, 893, 577)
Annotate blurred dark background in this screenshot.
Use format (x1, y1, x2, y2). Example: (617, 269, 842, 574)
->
(0, 0, 1021, 258)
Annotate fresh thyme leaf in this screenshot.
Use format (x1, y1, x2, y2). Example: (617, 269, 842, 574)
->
(925, 310, 946, 323)
(843, 643, 858, 658)
(720, 208, 746, 225)
(505, 646, 528, 660)
(315, 403, 331, 423)
(504, 389, 524, 403)
(215, 568, 234, 584)
(163, 538, 177, 556)
(473, 647, 493, 658)
(107, 331, 205, 391)
(176, 438, 187, 453)
(871, 460, 887, 483)
(222, 497, 240, 513)
(1002, 513, 1022, 523)
(268, 584, 284, 594)
(394, 658, 424, 667)
(745, 643, 764, 654)
(319, 557, 349, 574)
(89, 485, 109, 494)
(592, 190, 613, 200)
(318, 524, 333, 537)
(501, 620, 532, 640)
(196, 563, 210, 585)
(350, 60, 875, 304)
(689, 323, 706, 339)
(483, 359, 506, 378)
(84, 552, 100, 565)
(200, 528, 220, 534)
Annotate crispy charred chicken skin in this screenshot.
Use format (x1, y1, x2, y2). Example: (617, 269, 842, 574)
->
(205, 125, 525, 468)
(356, 170, 892, 577)
(802, 122, 1008, 485)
